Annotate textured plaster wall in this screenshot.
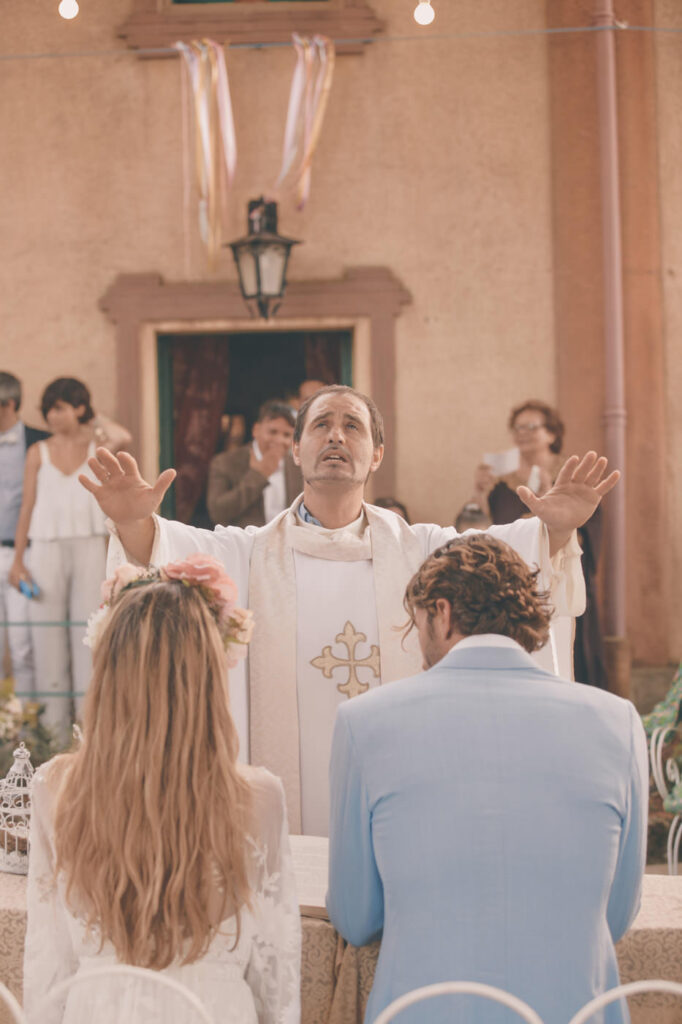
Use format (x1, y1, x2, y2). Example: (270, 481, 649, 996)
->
(3, 2, 186, 422)
(2, 0, 554, 528)
(655, 1, 682, 658)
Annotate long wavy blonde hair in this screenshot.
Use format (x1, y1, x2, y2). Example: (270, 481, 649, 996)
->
(54, 580, 252, 969)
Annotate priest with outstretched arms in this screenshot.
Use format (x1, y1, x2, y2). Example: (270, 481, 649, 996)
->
(80, 385, 619, 836)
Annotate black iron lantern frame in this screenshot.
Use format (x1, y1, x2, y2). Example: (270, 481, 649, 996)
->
(227, 197, 300, 320)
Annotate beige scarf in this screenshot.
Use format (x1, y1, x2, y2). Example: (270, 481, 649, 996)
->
(248, 497, 425, 832)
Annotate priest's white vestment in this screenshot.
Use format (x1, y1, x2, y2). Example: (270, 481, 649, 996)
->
(107, 499, 583, 835)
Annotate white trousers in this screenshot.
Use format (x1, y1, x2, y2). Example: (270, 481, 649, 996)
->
(27, 536, 106, 744)
(0, 545, 35, 693)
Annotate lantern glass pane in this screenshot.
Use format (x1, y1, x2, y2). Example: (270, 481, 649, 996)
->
(236, 247, 258, 297)
(258, 244, 287, 296)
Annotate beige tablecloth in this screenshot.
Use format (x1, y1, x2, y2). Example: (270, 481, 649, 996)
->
(3, 874, 682, 1024)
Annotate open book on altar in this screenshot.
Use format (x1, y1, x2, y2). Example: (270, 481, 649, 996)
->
(290, 834, 329, 919)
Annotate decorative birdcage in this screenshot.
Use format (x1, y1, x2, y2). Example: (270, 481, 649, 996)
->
(0, 742, 34, 875)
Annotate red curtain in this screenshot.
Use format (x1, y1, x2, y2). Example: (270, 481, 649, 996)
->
(304, 333, 342, 384)
(172, 337, 230, 524)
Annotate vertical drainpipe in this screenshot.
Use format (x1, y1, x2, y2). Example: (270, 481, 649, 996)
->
(593, 0, 629, 694)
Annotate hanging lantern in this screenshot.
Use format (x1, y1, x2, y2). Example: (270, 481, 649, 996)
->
(0, 742, 34, 875)
(227, 198, 300, 320)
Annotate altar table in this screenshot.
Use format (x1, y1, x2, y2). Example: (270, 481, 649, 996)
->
(1, 874, 680, 1024)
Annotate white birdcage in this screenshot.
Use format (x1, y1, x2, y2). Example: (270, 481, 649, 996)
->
(0, 742, 34, 875)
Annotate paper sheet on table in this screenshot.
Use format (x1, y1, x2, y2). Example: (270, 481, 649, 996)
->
(290, 834, 329, 919)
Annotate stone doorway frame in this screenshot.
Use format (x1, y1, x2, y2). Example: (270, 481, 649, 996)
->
(99, 266, 411, 495)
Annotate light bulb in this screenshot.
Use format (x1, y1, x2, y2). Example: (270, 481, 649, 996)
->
(413, 1, 435, 26)
(58, 0, 79, 19)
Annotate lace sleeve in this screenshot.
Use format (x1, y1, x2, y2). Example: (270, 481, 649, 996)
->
(23, 764, 78, 1024)
(245, 775, 302, 1024)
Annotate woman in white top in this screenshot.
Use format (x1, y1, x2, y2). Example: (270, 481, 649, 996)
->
(10, 377, 131, 743)
(24, 556, 300, 1024)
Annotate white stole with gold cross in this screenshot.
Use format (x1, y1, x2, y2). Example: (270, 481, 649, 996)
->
(248, 500, 426, 834)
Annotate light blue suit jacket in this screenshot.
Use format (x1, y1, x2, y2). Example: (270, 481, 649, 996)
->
(327, 640, 648, 1024)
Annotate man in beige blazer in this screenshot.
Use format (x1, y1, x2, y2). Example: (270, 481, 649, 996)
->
(207, 399, 302, 528)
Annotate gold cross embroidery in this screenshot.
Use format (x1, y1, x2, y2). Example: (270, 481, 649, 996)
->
(310, 620, 381, 699)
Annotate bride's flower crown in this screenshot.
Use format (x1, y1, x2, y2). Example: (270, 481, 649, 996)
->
(84, 554, 254, 668)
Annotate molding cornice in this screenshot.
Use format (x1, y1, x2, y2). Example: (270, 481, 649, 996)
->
(119, 0, 385, 56)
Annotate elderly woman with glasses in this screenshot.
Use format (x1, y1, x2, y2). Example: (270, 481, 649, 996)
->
(465, 400, 564, 524)
(456, 400, 608, 690)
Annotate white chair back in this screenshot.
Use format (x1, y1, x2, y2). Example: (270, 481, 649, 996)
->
(29, 964, 214, 1024)
(649, 726, 682, 874)
(371, 980, 545, 1024)
(0, 980, 26, 1024)
(566, 979, 682, 1024)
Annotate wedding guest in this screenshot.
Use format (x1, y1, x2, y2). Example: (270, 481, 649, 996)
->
(0, 371, 48, 698)
(24, 555, 300, 1024)
(327, 534, 647, 1024)
(207, 400, 302, 528)
(455, 400, 608, 689)
(10, 377, 131, 741)
(458, 400, 564, 526)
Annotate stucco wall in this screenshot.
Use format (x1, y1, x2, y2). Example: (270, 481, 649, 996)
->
(656, 0, 682, 658)
(3, 0, 554, 530)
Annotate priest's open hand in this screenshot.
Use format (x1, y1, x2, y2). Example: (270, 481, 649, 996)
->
(79, 448, 176, 525)
(517, 451, 620, 555)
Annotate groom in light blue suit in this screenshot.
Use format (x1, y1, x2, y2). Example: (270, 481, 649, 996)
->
(327, 534, 648, 1024)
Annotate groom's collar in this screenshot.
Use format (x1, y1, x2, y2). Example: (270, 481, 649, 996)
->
(455, 634, 523, 652)
(434, 634, 550, 675)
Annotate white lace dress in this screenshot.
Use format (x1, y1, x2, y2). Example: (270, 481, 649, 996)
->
(23, 762, 301, 1024)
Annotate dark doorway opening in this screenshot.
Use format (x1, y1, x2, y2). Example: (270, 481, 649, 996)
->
(157, 330, 352, 522)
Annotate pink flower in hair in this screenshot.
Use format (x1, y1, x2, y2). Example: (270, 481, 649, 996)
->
(161, 554, 238, 614)
(224, 606, 256, 667)
(85, 553, 253, 659)
(229, 606, 255, 646)
(100, 563, 146, 605)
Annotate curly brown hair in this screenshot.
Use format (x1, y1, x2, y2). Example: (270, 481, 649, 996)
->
(403, 535, 553, 653)
(508, 400, 564, 454)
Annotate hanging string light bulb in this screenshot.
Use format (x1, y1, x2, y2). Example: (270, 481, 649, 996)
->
(413, 1, 435, 25)
(58, 0, 79, 19)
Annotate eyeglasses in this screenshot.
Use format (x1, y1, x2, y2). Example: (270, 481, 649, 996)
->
(512, 422, 545, 434)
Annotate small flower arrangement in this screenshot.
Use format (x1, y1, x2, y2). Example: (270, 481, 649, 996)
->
(0, 693, 23, 745)
(85, 554, 254, 667)
(0, 680, 57, 776)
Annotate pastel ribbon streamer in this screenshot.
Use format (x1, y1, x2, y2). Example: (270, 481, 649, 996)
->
(276, 34, 335, 209)
(206, 38, 237, 188)
(174, 39, 237, 265)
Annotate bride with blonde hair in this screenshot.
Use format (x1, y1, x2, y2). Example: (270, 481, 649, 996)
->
(23, 555, 301, 1024)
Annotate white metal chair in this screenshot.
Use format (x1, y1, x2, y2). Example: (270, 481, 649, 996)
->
(28, 964, 215, 1024)
(0, 980, 26, 1024)
(371, 980, 545, 1024)
(567, 979, 682, 1024)
(649, 725, 682, 874)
